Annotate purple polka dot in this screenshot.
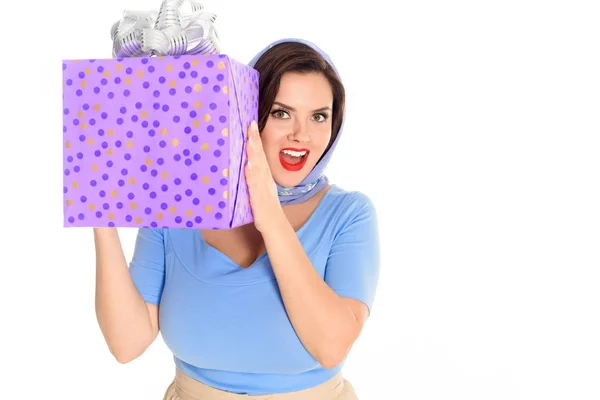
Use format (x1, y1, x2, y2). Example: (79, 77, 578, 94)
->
(102, 173, 109, 180)
(126, 130, 134, 138)
(185, 189, 192, 196)
(126, 215, 133, 222)
(94, 150, 101, 157)
(67, 156, 73, 162)
(207, 125, 214, 133)
(115, 140, 122, 148)
(145, 207, 152, 214)
(173, 115, 181, 123)
(64, 169, 70, 176)
(214, 150, 222, 157)
(68, 216, 75, 223)
(151, 170, 158, 177)
(77, 152, 83, 159)
(219, 116, 227, 123)
(117, 202, 123, 209)
(148, 66, 155, 73)
(90, 118, 96, 125)
(78, 213, 85, 220)
(142, 58, 148, 64)
(161, 203, 168, 210)
(202, 77, 209, 84)
(124, 90, 130, 97)
(103, 203, 109, 210)
(117, 118, 124, 125)
(194, 216, 202, 223)
(191, 135, 198, 143)
(220, 178, 227, 186)
(184, 62, 191, 69)
(191, 173, 198, 180)
(208, 188, 216, 195)
(217, 74, 224, 81)
(128, 192, 135, 200)
(97, 66, 104, 72)
(175, 216, 182, 223)
(162, 104, 170, 112)
(101, 112, 108, 119)
(96, 211, 103, 218)
(140, 165, 148, 172)
(213, 85, 220, 92)
(153, 120, 160, 128)
(186, 221, 193, 228)
(126, 67, 133, 74)
(178, 71, 186, 79)
(94, 87, 100, 94)
(142, 121, 149, 128)
(189, 110, 197, 118)
(174, 178, 182, 185)
(191, 71, 198, 78)
(114, 77, 121, 84)
(135, 102, 142, 109)
(151, 222, 158, 227)
(153, 90, 160, 97)
(185, 86, 192, 94)
(218, 201, 226, 209)
(159, 77, 166, 84)
(184, 126, 192, 134)
(131, 115, 138, 122)
(194, 153, 201, 161)
(121, 168, 128, 176)
(144, 145, 151, 152)
(120, 107, 127, 114)
(63, 108, 70, 115)
(124, 153, 131, 161)
(76, 89, 82, 96)
(217, 138, 225, 146)
(210, 165, 218, 173)
(159, 140, 166, 148)
(118, 179, 125, 187)
(78, 71, 85, 79)
(101, 141, 108, 149)
(161, 184, 168, 192)
(66, 79, 73, 86)
(143, 183, 150, 190)
(181, 101, 189, 109)
(169, 88, 177, 95)
(90, 180, 97, 186)
(73, 166, 80, 173)
(78, 134, 85, 141)
(185, 159, 192, 166)
(99, 190, 106, 197)
(175, 194, 182, 202)
(153, 103, 160, 110)
(215, 213, 222, 220)
(143, 82, 150, 89)
(150, 192, 157, 199)
(209, 103, 217, 110)
(157, 158, 164, 165)
(108, 222, 115, 227)
(193, 198, 200, 205)
(101, 78, 107, 85)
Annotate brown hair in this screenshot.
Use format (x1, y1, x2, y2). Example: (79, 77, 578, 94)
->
(252, 42, 345, 156)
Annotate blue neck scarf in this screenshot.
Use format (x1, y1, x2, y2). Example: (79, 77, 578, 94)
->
(247, 38, 345, 205)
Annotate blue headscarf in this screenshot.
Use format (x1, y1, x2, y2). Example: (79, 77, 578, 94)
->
(247, 38, 345, 205)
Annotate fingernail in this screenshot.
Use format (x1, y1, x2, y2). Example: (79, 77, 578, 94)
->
(251, 120, 258, 133)
(247, 160, 252, 169)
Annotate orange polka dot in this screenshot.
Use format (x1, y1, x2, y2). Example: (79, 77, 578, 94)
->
(72, 181, 79, 189)
(103, 70, 110, 78)
(116, 63, 123, 71)
(204, 205, 212, 212)
(171, 138, 179, 147)
(202, 176, 210, 184)
(161, 171, 169, 179)
(160, 128, 168, 136)
(169, 80, 177, 88)
(194, 84, 202, 92)
(135, 217, 142, 224)
(91, 164, 98, 172)
(130, 202, 137, 210)
(93, 104, 101, 111)
(169, 206, 176, 213)
(124, 77, 132, 85)
(223, 191, 229, 199)
(194, 101, 202, 109)
(201, 143, 209, 151)
(203, 113, 211, 122)
(141, 111, 148, 119)
(107, 128, 115, 136)
(129, 177, 136, 185)
(78, 111, 85, 118)
(222, 86, 229, 94)
(106, 148, 114, 156)
(84, 67, 92, 75)
(80, 80, 87, 88)
(126, 140, 134, 148)
(108, 212, 115, 220)
(65, 141, 71, 149)
(156, 212, 164, 220)
(217, 61, 226, 70)
(185, 209, 193, 217)
(166, 64, 173, 72)
(136, 70, 144, 78)
(193, 120, 200, 128)
(111, 190, 118, 197)
(222, 128, 229, 137)
(88, 203, 96, 211)
(66, 199, 73, 206)
(145, 158, 152, 166)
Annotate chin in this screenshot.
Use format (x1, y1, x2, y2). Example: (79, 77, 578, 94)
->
(273, 173, 307, 189)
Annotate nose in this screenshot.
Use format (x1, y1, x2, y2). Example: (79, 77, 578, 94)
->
(290, 119, 310, 143)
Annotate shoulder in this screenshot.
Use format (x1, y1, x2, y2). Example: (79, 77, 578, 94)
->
(326, 185, 377, 217)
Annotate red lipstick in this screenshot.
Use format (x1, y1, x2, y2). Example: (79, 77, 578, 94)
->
(279, 148, 310, 171)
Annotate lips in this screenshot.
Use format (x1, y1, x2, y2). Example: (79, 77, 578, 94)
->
(279, 148, 309, 171)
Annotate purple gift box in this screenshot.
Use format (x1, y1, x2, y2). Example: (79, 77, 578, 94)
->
(62, 54, 258, 229)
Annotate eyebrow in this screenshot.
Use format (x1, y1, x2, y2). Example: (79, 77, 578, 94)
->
(273, 101, 331, 113)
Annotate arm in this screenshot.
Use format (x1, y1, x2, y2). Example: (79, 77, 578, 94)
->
(261, 197, 380, 369)
(94, 227, 162, 363)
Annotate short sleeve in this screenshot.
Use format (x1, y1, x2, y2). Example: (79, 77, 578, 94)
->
(324, 193, 380, 313)
(128, 228, 166, 305)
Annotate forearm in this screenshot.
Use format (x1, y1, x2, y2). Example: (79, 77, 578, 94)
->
(94, 228, 154, 361)
(261, 215, 360, 368)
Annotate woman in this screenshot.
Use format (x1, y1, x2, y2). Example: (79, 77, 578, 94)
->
(94, 38, 380, 399)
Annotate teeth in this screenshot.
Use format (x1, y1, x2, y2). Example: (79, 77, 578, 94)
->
(281, 149, 307, 157)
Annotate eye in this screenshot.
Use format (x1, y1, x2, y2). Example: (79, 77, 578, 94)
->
(271, 109, 290, 119)
(313, 113, 329, 123)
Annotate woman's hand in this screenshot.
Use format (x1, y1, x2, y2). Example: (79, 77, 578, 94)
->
(244, 120, 285, 233)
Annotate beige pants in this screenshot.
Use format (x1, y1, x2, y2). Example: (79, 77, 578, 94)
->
(163, 368, 358, 400)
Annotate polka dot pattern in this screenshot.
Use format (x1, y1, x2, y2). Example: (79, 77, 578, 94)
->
(62, 54, 259, 229)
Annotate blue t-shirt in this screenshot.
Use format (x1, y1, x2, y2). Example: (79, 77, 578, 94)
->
(128, 184, 380, 395)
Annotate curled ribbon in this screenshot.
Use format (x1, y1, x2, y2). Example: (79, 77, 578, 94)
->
(110, 0, 221, 57)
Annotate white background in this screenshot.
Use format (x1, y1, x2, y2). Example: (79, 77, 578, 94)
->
(1, 0, 599, 399)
